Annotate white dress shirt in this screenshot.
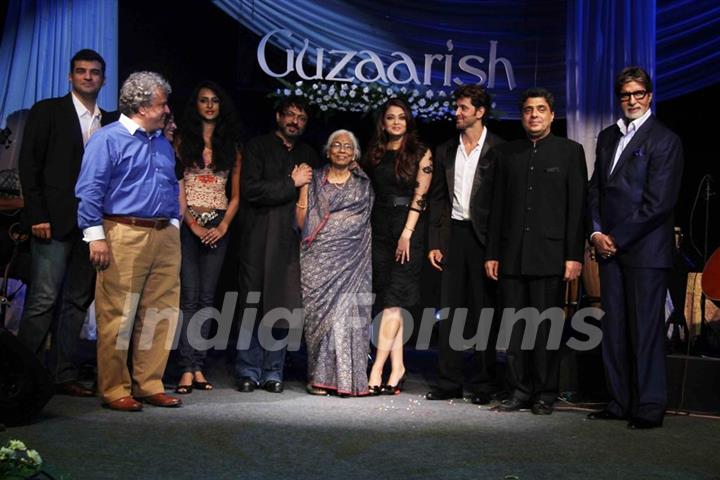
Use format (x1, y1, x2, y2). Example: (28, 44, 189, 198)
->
(71, 92, 102, 145)
(451, 127, 488, 220)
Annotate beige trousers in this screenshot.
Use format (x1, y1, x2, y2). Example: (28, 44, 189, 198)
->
(95, 220, 181, 403)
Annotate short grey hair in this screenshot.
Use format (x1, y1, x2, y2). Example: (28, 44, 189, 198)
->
(119, 71, 172, 116)
(323, 129, 361, 161)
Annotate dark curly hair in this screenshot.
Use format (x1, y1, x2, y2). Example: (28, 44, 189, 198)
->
(178, 80, 240, 172)
(363, 98, 425, 183)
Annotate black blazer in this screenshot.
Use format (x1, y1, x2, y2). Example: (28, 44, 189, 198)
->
(587, 115, 684, 268)
(487, 134, 587, 277)
(237, 132, 319, 312)
(428, 130, 504, 252)
(19, 93, 117, 238)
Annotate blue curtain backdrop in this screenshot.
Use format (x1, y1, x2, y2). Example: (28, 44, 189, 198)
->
(0, 0, 119, 130)
(566, 0, 656, 175)
(656, 0, 720, 99)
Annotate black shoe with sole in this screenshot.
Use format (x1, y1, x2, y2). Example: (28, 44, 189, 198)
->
(531, 400, 554, 415)
(425, 388, 463, 401)
(262, 380, 284, 393)
(470, 392, 492, 405)
(587, 409, 625, 420)
(627, 417, 662, 429)
(492, 397, 530, 412)
(237, 377, 258, 393)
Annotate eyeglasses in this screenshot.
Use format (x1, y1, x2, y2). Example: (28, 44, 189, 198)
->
(618, 90, 649, 102)
(330, 142, 354, 151)
(282, 110, 308, 123)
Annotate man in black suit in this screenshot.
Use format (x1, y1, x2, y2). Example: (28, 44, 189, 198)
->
(18, 49, 116, 397)
(425, 85, 503, 404)
(235, 97, 316, 394)
(485, 88, 587, 415)
(587, 67, 683, 429)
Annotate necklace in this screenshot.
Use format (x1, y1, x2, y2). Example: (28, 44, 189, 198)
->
(327, 170, 351, 188)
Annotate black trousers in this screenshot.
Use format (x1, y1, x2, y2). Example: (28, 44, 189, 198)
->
(500, 275, 563, 403)
(600, 262, 668, 423)
(436, 220, 497, 394)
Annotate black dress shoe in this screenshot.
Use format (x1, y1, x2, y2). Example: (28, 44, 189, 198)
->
(470, 392, 492, 405)
(492, 397, 529, 412)
(262, 380, 284, 393)
(627, 417, 663, 429)
(237, 377, 258, 393)
(531, 400, 554, 415)
(425, 388, 463, 401)
(587, 409, 625, 420)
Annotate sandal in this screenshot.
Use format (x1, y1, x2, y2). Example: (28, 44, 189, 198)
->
(192, 380, 214, 391)
(175, 384, 193, 394)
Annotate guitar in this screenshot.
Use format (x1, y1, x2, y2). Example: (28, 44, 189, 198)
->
(702, 247, 720, 301)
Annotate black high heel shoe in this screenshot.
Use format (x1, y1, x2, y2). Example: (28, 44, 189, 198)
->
(380, 374, 406, 395)
(368, 385, 382, 396)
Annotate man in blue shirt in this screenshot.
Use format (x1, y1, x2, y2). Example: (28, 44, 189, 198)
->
(76, 71, 182, 412)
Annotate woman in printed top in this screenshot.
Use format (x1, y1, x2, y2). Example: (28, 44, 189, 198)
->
(174, 81, 241, 394)
(362, 98, 433, 395)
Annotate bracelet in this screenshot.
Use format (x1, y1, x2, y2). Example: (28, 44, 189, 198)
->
(404, 226, 415, 232)
(296, 202, 308, 209)
(408, 206, 423, 213)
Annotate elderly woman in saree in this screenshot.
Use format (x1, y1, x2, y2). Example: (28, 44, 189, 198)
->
(296, 129, 374, 397)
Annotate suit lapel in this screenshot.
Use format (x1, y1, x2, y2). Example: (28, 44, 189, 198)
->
(444, 136, 459, 195)
(609, 116, 654, 181)
(63, 93, 84, 151)
(600, 128, 621, 180)
(469, 131, 493, 201)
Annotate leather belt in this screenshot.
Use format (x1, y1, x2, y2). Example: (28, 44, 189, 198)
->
(376, 195, 411, 208)
(104, 215, 170, 229)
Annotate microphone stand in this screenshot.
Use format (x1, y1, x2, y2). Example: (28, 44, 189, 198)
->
(698, 176, 715, 354)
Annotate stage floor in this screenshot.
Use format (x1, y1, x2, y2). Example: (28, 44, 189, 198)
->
(2, 373, 719, 480)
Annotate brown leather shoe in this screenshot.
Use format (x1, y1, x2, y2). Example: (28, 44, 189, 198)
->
(103, 396, 143, 412)
(56, 381, 95, 397)
(139, 393, 182, 408)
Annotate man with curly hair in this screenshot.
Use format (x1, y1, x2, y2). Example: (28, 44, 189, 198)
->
(76, 71, 182, 411)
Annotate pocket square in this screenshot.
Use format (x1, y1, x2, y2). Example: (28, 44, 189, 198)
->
(632, 148, 645, 157)
(544, 167, 560, 173)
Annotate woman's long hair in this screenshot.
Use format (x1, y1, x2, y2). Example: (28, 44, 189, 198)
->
(178, 80, 240, 172)
(362, 98, 425, 183)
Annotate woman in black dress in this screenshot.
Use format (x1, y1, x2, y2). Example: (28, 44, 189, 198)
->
(363, 98, 433, 395)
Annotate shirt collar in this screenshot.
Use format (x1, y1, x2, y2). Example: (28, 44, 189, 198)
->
(71, 92, 101, 119)
(458, 126, 488, 152)
(616, 108, 652, 136)
(119, 114, 161, 138)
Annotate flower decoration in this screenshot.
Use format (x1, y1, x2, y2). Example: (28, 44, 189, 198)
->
(0, 439, 43, 479)
(270, 80, 457, 121)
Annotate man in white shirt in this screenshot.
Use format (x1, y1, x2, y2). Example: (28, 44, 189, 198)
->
(426, 85, 504, 404)
(18, 49, 117, 397)
(587, 66, 684, 429)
